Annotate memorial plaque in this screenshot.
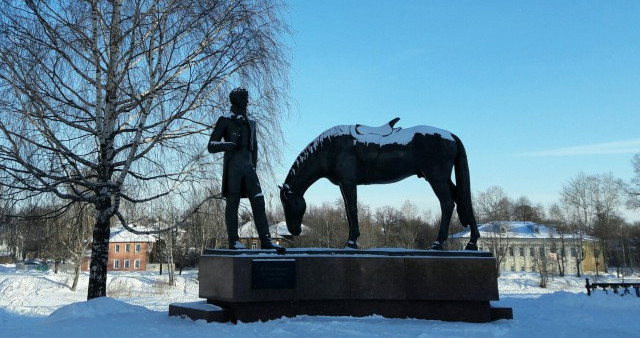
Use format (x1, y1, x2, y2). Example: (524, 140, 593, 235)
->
(252, 259, 296, 289)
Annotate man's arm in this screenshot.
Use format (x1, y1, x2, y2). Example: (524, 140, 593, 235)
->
(251, 122, 258, 167)
(252, 143, 258, 169)
(208, 118, 236, 153)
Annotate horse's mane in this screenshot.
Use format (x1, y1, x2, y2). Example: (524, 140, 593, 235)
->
(287, 125, 351, 178)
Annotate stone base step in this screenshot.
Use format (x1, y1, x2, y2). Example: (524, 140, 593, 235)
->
(490, 306, 513, 320)
(169, 301, 229, 323)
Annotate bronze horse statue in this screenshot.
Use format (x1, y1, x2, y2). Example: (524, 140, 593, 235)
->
(280, 118, 480, 250)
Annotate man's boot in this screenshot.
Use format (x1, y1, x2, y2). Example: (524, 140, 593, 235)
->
(255, 220, 285, 253)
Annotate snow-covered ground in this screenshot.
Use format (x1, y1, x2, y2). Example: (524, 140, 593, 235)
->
(1, 263, 639, 337)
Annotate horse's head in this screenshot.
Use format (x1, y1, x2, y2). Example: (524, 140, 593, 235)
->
(279, 184, 306, 236)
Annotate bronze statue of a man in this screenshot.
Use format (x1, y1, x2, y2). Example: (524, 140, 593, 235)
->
(208, 88, 285, 252)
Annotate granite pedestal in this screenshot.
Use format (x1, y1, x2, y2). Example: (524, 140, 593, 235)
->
(170, 248, 512, 323)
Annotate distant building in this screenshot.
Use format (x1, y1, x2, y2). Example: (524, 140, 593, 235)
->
(238, 221, 310, 249)
(82, 225, 157, 271)
(450, 221, 605, 274)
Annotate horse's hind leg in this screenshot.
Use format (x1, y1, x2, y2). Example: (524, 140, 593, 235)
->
(466, 223, 480, 250)
(449, 180, 479, 250)
(340, 184, 360, 249)
(428, 179, 455, 250)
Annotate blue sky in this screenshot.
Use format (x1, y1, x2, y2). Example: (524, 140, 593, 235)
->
(273, 0, 640, 221)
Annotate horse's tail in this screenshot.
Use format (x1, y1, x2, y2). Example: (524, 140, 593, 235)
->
(452, 134, 477, 229)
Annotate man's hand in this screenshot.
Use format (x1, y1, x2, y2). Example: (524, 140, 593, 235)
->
(208, 141, 236, 153)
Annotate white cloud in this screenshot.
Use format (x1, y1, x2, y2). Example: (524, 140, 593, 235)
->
(519, 138, 640, 157)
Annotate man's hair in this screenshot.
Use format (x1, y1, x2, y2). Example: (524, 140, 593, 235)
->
(229, 87, 248, 106)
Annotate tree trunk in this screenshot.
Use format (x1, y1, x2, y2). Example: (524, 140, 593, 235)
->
(87, 207, 111, 300)
(168, 245, 175, 287)
(169, 263, 175, 286)
(72, 262, 81, 291)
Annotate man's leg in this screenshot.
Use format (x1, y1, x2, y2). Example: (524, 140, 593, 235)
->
(246, 174, 285, 253)
(225, 193, 245, 249)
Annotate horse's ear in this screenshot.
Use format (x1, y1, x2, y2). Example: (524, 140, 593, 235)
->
(389, 117, 400, 128)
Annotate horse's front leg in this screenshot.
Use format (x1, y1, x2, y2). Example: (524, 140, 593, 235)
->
(339, 183, 360, 249)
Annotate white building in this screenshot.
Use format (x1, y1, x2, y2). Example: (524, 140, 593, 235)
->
(238, 221, 310, 249)
(450, 221, 604, 274)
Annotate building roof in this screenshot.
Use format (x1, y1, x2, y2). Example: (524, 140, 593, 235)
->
(110, 225, 157, 243)
(238, 221, 311, 239)
(450, 221, 593, 240)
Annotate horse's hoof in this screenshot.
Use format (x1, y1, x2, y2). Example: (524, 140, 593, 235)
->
(430, 242, 444, 250)
(344, 240, 358, 249)
(464, 242, 478, 251)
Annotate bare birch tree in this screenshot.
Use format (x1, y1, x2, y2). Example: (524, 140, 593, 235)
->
(560, 173, 599, 277)
(625, 153, 640, 210)
(0, 0, 289, 299)
(375, 205, 402, 247)
(560, 172, 622, 276)
(512, 196, 545, 223)
(548, 203, 574, 276)
(534, 241, 552, 288)
(474, 186, 512, 223)
(183, 183, 227, 254)
(483, 222, 513, 276)
(58, 203, 94, 290)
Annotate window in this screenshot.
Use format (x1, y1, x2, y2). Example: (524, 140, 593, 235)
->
(509, 247, 514, 256)
(539, 247, 545, 257)
(125, 244, 131, 252)
(135, 244, 141, 253)
(520, 266, 525, 272)
(510, 265, 515, 272)
(519, 247, 524, 256)
(115, 244, 120, 253)
(113, 260, 120, 269)
(530, 247, 535, 256)
(531, 266, 536, 272)
(571, 247, 577, 258)
(124, 259, 130, 269)
(134, 259, 140, 269)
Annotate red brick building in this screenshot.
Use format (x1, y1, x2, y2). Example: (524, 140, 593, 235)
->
(82, 226, 156, 271)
